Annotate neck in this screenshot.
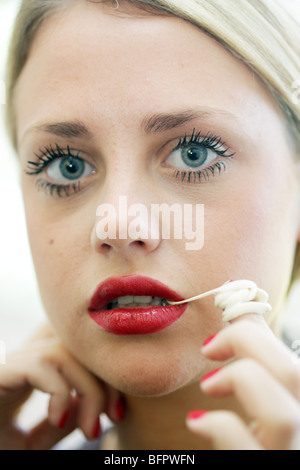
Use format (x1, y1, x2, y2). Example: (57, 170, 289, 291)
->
(103, 382, 242, 450)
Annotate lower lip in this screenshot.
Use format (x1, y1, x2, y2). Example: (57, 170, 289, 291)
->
(89, 303, 187, 335)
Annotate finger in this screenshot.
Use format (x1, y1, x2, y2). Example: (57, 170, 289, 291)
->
(200, 359, 300, 449)
(23, 344, 106, 439)
(186, 410, 262, 450)
(102, 383, 125, 423)
(27, 419, 75, 450)
(56, 357, 105, 440)
(4, 348, 104, 439)
(26, 398, 79, 450)
(1, 358, 72, 428)
(202, 316, 300, 398)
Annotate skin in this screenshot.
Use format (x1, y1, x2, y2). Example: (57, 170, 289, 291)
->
(2, 1, 300, 449)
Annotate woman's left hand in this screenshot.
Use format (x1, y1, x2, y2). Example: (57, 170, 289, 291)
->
(186, 314, 300, 450)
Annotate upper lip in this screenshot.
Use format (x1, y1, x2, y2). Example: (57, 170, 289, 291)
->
(88, 275, 185, 311)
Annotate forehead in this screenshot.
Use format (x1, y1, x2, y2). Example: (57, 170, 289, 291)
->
(15, 1, 279, 146)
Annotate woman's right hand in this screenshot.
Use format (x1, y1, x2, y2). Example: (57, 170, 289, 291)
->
(0, 324, 124, 450)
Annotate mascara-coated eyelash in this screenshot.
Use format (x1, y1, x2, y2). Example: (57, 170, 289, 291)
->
(26, 144, 79, 175)
(26, 144, 95, 198)
(170, 129, 235, 183)
(174, 161, 227, 183)
(35, 179, 81, 198)
(174, 129, 235, 157)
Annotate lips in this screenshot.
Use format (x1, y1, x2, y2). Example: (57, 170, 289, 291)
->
(88, 275, 187, 335)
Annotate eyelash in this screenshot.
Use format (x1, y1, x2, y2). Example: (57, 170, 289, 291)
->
(172, 129, 235, 183)
(26, 144, 78, 175)
(26, 144, 82, 197)
(26, 131, 236, 197)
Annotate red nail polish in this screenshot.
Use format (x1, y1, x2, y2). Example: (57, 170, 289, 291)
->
(201, 368, 222, 382)
(202, 334, 217, 347)
(187, 410, 207, 420)
(92, 418, 101, 439)
(116, 398, 126, 421)
(58, 411, 69, 429)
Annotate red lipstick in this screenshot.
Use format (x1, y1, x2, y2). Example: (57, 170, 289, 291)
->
(88, 275, 187, 335)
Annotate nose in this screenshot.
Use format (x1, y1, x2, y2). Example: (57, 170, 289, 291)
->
(91, 194, 162, 255)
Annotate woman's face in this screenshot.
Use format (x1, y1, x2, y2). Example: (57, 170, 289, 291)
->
(15, 2, 300, 396)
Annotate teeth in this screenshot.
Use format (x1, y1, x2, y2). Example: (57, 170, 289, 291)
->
(117, 295, 134, 305)
(117, 295, 152, 305)
(106, 296, 169, 309)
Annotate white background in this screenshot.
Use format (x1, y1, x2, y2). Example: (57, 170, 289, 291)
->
(1, 0, 300, 433)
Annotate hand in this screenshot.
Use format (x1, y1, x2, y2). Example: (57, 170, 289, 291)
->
(0, 324, 125, 450)
(186, 314, 300, 450)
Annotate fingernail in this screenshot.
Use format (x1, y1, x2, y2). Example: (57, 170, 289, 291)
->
(187, 410, 207, 420)
(115, 397, 126, 421)
(58, 411, 69, 429)
(92, 418, 101, 439)
(201, 368, 222, 383)
(202, 333, 217, 347)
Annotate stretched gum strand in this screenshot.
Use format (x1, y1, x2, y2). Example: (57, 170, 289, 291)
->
(167, 280, 272, 322)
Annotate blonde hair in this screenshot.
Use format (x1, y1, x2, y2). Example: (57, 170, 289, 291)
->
(5, 0, 300, 280)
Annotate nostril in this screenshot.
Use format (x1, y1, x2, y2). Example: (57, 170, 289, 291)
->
(134, 240, 145, 246)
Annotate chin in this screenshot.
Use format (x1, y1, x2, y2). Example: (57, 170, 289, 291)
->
(61, 325, 206, 397)
(92, 357, 202, 398)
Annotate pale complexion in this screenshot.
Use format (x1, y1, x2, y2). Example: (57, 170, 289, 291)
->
(4, 1, 300, 449)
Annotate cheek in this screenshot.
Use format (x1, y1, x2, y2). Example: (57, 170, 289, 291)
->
(24, 202, 93, 319)
(202, 163, 300, 307)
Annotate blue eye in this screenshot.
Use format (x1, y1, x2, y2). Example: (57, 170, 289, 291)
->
(168, 143, 217, 170)
(181, 144, 208, 167)
(26, 144, 96, 197)
(167, 130, 236, 183)
(47, 156, 95, 182)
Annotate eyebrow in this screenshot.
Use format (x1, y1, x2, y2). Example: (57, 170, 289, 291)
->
(27, 120, 93, 140)
(21, 107, 238, 144)
(141, 108, 237, 134)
